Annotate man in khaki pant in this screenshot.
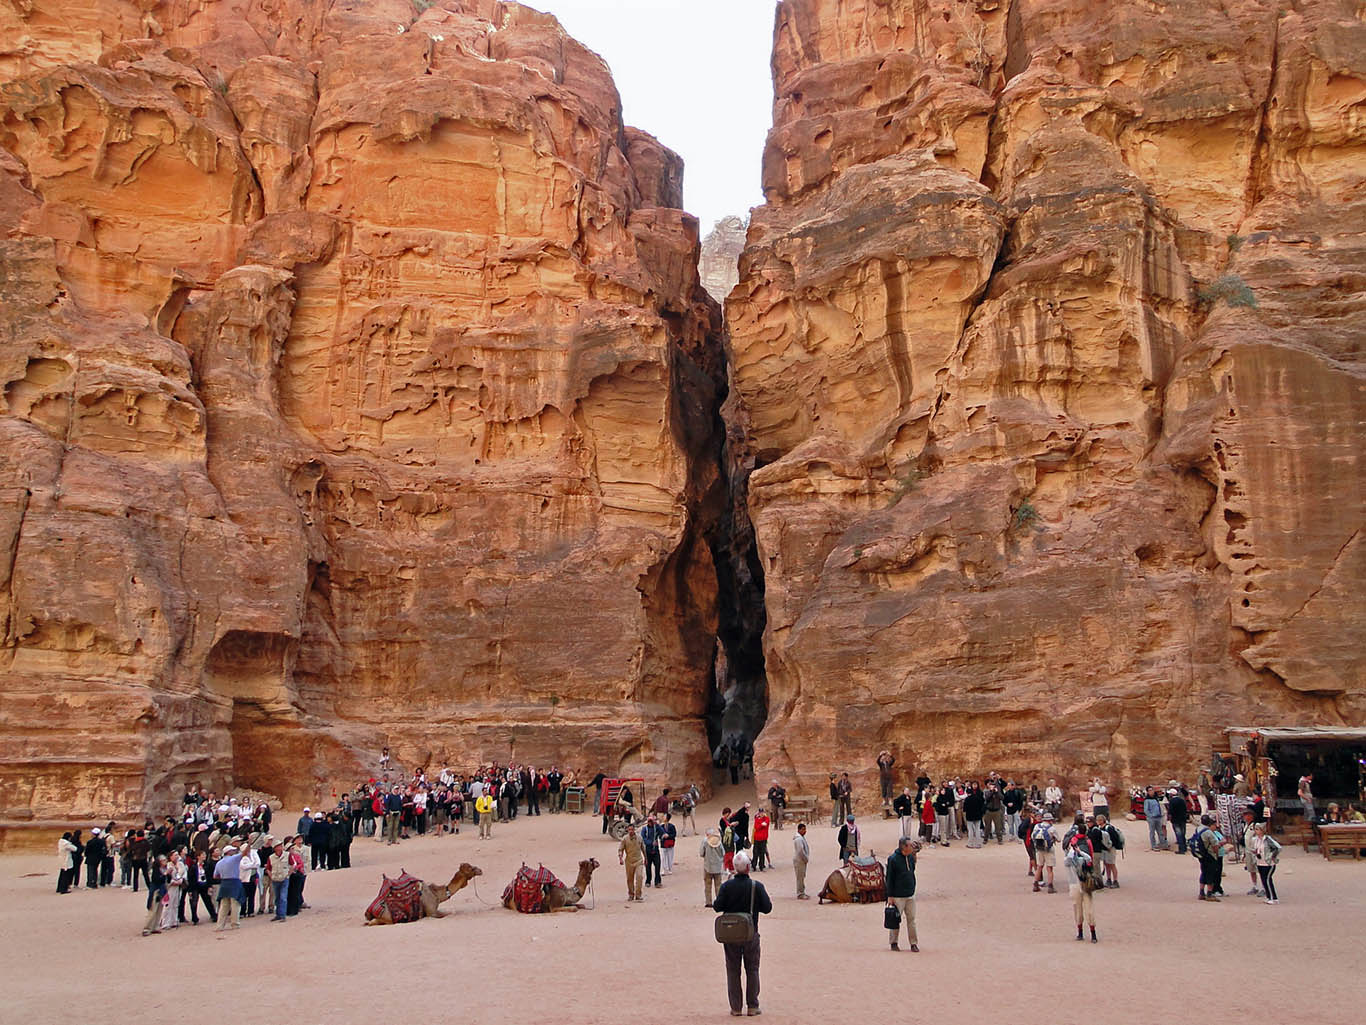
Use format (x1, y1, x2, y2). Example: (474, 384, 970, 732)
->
(619, 823, 645, 901)
(792, 823, 811, 899)
(885, 837, 919, 951)
(700, 828, 725, 906)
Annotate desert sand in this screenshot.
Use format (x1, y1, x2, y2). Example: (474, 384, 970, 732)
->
(3, 784, 1361, 1025)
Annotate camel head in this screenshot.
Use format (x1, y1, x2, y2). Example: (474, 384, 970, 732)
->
(443, 863, 482, 899)
(573, 857, 600, 888)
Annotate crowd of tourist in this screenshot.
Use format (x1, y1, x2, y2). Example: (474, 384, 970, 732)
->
(54, 787, 336, 934)
(49, 741, 1342, 962)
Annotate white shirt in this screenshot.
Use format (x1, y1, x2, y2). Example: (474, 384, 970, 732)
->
(1090, 784, 1108, 806)
(470, 781, 484, 800)
(793, 832, 810, 862)
(1045, 786, 1063, 804)
(238, 848, 260, 882)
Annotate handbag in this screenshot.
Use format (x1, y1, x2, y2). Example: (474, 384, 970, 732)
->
(714, 877, 757, 944)
(883, 902, 902, 929)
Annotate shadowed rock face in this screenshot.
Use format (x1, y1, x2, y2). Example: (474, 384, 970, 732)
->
(0, 0, 726, 825)
(728, 0, 1365, 803)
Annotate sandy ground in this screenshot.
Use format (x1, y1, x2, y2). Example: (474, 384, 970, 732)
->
(4, 782, 1363, 1024)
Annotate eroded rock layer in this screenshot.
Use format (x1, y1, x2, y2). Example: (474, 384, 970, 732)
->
(0, 0, 723, 826)
(729, 0, 1365, 801)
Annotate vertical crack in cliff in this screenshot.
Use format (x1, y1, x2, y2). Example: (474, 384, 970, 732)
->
(1241, 9, 1281, 222)
(705, 381, 769, 764)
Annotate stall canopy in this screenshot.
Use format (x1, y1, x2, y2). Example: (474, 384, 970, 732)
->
(1225, 726, 1366, 810)
(1226, 727, 1366, 745)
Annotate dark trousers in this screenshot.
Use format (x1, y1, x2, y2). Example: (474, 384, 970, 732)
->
(56, 867, 73, 893)
(723, 935, 761, 1013)
(752, 840, 769, 870)
(645, 848, 661, 886)
(86, 860, 100, 888)
(188, 886, 215, 922)
(241, 878, 257, 916)
(1257, 865, 1278, 900)
(130, 861, 149, 892)
(101, 857, 114, 887)
(1172, 824, 1187, 853)
(528, 792, 540, 815)
(287, 874, 304, 915)
(340, 843, 351, 869)
(311, 844, 324, 870)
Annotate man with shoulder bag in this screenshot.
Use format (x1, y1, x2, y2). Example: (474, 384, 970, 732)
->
(713, 851, 772, 1017)
(885, 836, 920, 951)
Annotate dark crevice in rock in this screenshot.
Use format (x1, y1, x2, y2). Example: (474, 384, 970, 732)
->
(703, 348, 768, 766)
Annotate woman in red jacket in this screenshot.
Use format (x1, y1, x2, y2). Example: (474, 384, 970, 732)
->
(919, 794, 936, 843)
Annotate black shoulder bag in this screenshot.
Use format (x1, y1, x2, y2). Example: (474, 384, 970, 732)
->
(714, 878, 757, 944)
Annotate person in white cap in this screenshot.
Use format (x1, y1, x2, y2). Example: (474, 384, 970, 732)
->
(712, 850, 771, 1016)
(213, 843, 244, 931)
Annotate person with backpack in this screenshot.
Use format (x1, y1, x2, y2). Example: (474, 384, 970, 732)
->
(1032, 812, 1059, 892)
(1064, 826, 1100, 943)
(1092, 813, 1124, 887)
(1192, 813, 1233, 901)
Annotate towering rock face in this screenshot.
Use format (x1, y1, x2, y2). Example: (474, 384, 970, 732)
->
(0, 0, 723, 827)
(700, 215, 748, 302)
(728, 0, 1366, 801)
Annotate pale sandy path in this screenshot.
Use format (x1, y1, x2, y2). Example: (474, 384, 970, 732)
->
(3, 783, 1362, 1024)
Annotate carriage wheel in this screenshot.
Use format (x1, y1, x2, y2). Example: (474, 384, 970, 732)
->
(608, 820, 628, 841)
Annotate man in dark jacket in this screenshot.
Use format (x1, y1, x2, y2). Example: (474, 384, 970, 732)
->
(309, 814, 329, 870)
(893, 788, 916, 838)
(1003, 782, 1026, 841)
(1167, 784, 1190, 853)
(712, 851, 772, 1016)
(83, 829, 106, 889)
(963, 786, 986, 847)
(640, 815, 663, 888)
(296, 809, 313, 844)
(885, 837, 920, 951)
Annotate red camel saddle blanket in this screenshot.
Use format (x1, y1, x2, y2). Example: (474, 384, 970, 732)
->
(501, 863, 565, 913)
(847, 856, 886, 901)
(366, 871, 423, 922)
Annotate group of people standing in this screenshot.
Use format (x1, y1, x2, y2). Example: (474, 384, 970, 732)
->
(54, 786, 335, 936)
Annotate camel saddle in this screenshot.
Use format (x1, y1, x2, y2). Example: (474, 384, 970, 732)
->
(501, 863, 564, 914)
(366, 871, 424, 923)
(846, 855, 886, 903)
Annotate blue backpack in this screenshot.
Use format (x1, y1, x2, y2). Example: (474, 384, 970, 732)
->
(1189, 828, 1207, 858)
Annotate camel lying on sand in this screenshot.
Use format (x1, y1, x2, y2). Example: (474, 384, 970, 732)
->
(818, 854, 886, 904)
(364, 863, 482, 925)
(503, 858, 600, 912)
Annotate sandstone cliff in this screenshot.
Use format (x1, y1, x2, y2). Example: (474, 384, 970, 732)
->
(0, 0, 724, 827)
(728, 0, 1366, 802)
(700, 215, 748, 302)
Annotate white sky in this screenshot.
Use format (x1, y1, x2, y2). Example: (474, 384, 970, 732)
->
(527, 0, 778, 232)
